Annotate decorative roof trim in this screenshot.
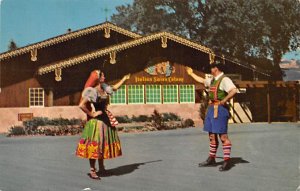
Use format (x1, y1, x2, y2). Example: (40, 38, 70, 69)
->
(0, 22, 141, 61)
(38, 32, 213, 75)
(38, 31, 269, 76)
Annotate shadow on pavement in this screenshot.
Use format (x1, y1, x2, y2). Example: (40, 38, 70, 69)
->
(216, 157, 250, 170)
(99, 160, 162, 177)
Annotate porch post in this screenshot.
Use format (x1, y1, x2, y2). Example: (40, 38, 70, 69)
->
(48, 89, 53, 107)
(267, 82, 271, 123)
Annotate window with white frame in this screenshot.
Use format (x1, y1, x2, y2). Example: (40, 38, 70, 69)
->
(110, 85, 126, 105)
(29, 88, 44, 107)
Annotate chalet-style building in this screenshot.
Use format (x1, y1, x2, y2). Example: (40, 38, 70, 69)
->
(0, 22, 298, 132)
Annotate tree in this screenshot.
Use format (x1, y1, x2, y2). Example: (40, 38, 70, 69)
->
(8, 39, 18, 51)
(111, 0, 206, 38)
(201, 0, 300, 79)
(111, 0, 300, 79)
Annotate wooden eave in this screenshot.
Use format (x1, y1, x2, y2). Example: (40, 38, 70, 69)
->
(37, 31, 269, 77)
(37, 32, 215, 75)
(0, 22, 141, 61)
(235, 80, 299, 88)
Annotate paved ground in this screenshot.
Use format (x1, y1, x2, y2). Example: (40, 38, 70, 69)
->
(0, 123, 299, 191)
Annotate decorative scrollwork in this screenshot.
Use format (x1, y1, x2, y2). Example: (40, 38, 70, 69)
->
(161, 36, 167, 48)
(109, 51, 116, 64)
(55, 68, 62, 81)
(104, 27, 111, 38)
(0, 22, 141, 60)
(209, 52, 215, 64)
(38, 32, 216, 75)
(30, 48, 37, 61)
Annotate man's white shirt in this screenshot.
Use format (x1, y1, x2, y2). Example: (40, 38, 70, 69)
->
(204, 72, 236, 93)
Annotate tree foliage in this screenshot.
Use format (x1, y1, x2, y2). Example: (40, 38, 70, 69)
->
(111, 0, 300, 79)
(111, 0, 206, 38)
(201, 0, 300, 79)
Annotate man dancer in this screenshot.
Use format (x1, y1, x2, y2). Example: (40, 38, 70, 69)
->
(186, 60, 237, 171)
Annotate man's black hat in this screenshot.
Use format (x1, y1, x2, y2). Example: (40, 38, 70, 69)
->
(210, 60, 225, 71)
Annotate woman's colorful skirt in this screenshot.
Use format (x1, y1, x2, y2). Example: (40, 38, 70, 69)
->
(75, 119, 122, 159)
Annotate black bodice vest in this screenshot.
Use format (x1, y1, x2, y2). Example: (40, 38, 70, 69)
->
(93, 96, 111, 127)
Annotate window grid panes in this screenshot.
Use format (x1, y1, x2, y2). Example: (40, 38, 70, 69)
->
(163, 85, 178, 103)
(110, 85, 126, 105)
(29, 88, 44, 107)
(146, 85, 161, 104)
(128, 85, 144, 104)
(180, 85, 195, 103)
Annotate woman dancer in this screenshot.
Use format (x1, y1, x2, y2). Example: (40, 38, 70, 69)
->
(76, 70, 130, 179)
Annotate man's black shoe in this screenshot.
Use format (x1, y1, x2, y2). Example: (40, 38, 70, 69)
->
(198, 157, 217, 167)
(219, 160, 230, 171)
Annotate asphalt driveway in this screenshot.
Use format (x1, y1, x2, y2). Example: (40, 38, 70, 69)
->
(0, 123, 299, 191)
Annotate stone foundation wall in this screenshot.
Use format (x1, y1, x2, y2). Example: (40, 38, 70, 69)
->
(0, 104, 202, 133)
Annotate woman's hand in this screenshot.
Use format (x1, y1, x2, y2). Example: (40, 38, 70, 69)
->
(91, 111, 103, 118)
(113, 74, 131, 90)
(123, 74, 131, 80)
(186, 67, 193, 75)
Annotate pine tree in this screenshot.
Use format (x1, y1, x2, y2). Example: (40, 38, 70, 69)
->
(8, 40, 18, 51)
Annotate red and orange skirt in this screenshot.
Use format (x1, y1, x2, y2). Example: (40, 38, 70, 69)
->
(76, 119, 122, 159)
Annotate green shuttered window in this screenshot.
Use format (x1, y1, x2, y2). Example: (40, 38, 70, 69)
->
(179, 85, 195, 103)
(110, 85, 126, 105)
(146, 85, 161, 104)
(128, 85, 144, 104)
(110, 84, 195, 105)
(163, 85, 178, 103)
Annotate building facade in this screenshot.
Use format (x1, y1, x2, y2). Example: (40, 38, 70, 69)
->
(0, 22, 297, 132)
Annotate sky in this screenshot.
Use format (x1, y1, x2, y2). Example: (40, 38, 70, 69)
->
(0, 0, 133, 52)
(0, 0, 299, 80)
(0, 0, 299, 58)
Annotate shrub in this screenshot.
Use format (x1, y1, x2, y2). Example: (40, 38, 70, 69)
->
(162, 112, 181, 121)
(115, 115, 132, 123)
(183, 118, 195, 127)
(8, 126, 26, 136)
(23, 117, 50, 134)
(48, 118, 69, 126)
(164, 121, 181, 130)
(37, 125, 82, 136)
(121, 125, 144, 133)
(69, 125, 83, 135)
(151, 110, 165, 130)
(132, 115, 151, 122)
(199, 91, 209, 122)
(21, 117, 83, 135)
(69, 118, 80, 125)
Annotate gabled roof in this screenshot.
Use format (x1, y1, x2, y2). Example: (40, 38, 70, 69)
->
(0, 22, 141, 60)
(38, 31, 213, 75)
(37, 31, 269, 76)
